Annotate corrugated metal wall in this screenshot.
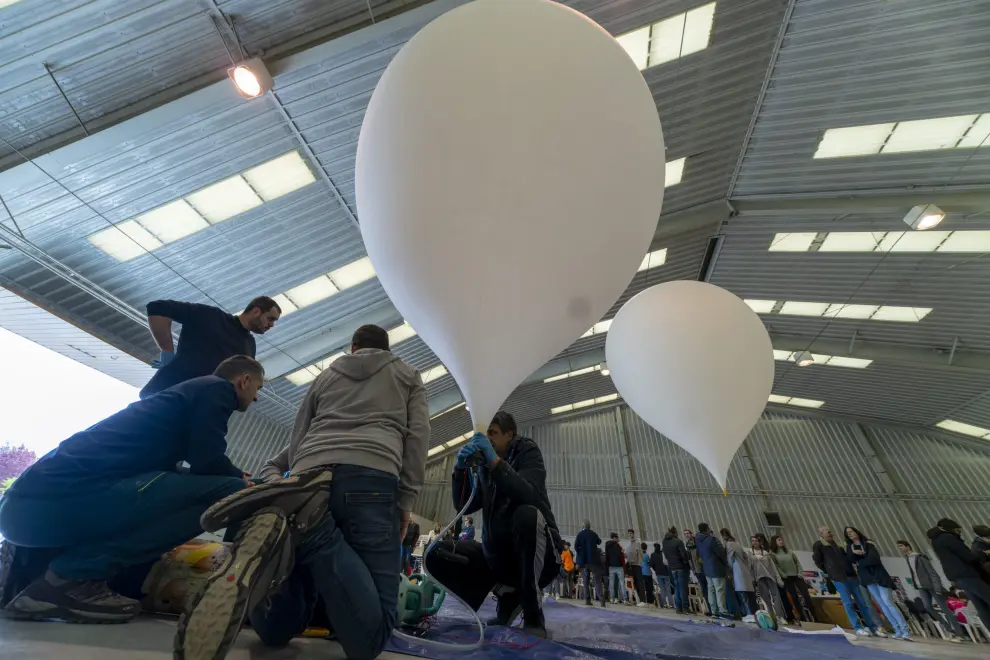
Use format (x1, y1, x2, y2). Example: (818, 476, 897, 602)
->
(418, 407, 990, 555)
(226, 410, 291, 475)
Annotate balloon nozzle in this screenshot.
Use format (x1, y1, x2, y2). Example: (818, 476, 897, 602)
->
(722, 488, 728, 497)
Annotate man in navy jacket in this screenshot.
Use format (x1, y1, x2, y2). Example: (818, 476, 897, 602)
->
(0, 355, 263, 624)
(575, 520, 602, 604)
(696, 523, 730, 618)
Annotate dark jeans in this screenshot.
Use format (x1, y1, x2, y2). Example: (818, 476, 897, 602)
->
(671, 569, 689, 610)
(248, 465, 401, 660)
(782, 576, 814, 621)
(737, 590, 758, 616)
(582, 564, 607, 603)
(0, 471, 243, 581)
(918, 588, 963, 636)
(956, 577, 990, 631)
(696, 573, 710, 609)
(425, 504, 558, 621)
(643, 572, 655, 604)
(632, 570, 645, 602)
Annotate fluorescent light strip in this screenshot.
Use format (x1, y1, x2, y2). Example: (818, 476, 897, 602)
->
(768, 395, 824, 409)
(274, 257, 377, 316)
(745, 299, 932, 323)
(772, 350, 872, 369)
(769, 230, 990, 254)
(428, 431, 475, 458)
(284, 321, 411, 386)
(89, 151, 316, 261)
(936, 419, 990, 440)
(813, 113, 990, 159)
(551, 393, 620, 415)
(544, 365, 603, 383)
(638, 248, 668, 272)
(616, 3, 716, 71)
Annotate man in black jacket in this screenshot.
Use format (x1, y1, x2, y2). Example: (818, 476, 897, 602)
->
(929, 519, 990, 629)
(425, 412, 561, 637)
(661, 527, 691, 613)
(604, 533, 628, 604)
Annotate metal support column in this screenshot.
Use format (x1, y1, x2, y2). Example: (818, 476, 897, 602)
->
(614, 408, 646, 536)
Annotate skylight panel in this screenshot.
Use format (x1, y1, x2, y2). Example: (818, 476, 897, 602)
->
(767, 394, 791, 404)
(744, 299, 776, 314)
(647, 13, 684, 66)
(186, 175, 263, 224)
(768, 233, 817, 252)
(788, 397, 824, 409)
(936, 419, 990, 439)
(779, 301, 829, 317)
(638, 248, 667, 272)
(823, 356, 872, 369)
(286, 365, 321, 387)
(329, 256, 376, 289)
(882, 115, 978, 154)
(421, 365, 449, 384)
(271, 294, 297, 316)
(666, 158, 685, 186)
(813, 124, 894, 159)
(242, 152, 317, 201)
(388, 322, 417, 346)
(885, 230, 949, 252)
(871, 306, 931, 322)
(581, 319, 613, 338)
(88, 220, 163, 261)
(819, 232, 885, 252)
(938, 230, 990, 252)
(136, 200, 208, 243)
(617, 3, 716, 71)
(616, 26, 650, 69)
(958, 114, 990, 148)
(823, 304, 879, 320)
(680, 2, 716, 56)
(551, 404, 574, 415)
(284, 275, 339, 307)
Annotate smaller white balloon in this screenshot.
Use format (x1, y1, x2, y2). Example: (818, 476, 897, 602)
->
(605, 281, 774, 490)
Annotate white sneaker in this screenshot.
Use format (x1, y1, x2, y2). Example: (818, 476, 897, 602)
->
(854, 628, 871, 637)
(872, 629, 888, 638)
(946, 635, 963, 643)
(742, 615, 756, 623)
(636, 602, 648, 608)
(899, 635, 913, 642)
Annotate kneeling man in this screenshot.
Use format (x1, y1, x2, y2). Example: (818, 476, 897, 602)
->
(0, 356, 262, 623)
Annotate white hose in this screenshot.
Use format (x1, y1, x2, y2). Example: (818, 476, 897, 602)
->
(392, 466, 486, 651)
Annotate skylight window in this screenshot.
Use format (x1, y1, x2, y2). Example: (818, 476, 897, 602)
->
(768, 395, 824, 409)
(638, 248, 667, 272)
(768, 233, 816, 252)
(445, 432, 473, 449)
(666, 158, 685, 187)
(88, 150, 317, 261)
(744, 299, 777, 314)
(387, 322, 417, 347)
(430, 401, 466, 420)
(286, 365, 321, 387)
(936, 419, 990, 440)
(552, 393, 620, 415)
(271, 294, 298, 316)
(421, 365, 449, 384)
(284, 276, 339, 308)
(283, 322, 409, 386)
(616, 3, 716, 71)
(773, 350, 872, 369)
(272, 257, 378, 314)
(544, 365, 602, 384)
(813, 114, 990, 159)
(751, 297, 931, 322)
(581, 319, 613, 338)
(770, 230, 990, 253)
(780, 301, 829, 317)
(329, 257, 376, 289)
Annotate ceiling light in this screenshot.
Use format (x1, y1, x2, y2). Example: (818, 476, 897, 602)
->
(638, 248, 668, 272)
(329, 256, 376, 289)
(788, 397, 824, 409)
(228, 58, 274, 98)
(883, 116, 978, 154)
(744, 299, 776, 314)
(780, 301, 829, 317)
(284, 275, 339, 307)
(871, 306, 932, 322)
(767, 394, 790, 404)
(551, 403, 574, 415)
(388, 322, 417, 346)
(136, 199, 208, 243)
(421, 365, 449, 384)
(88, 220, 164, 261)
(793, 351, 814, 367)
(814, 124, 894, 159)
(824, 304, 879, 320)
(242, 152, 317, 201)
(935, 419, 990, 439)
(427, 445, 446, 457)
(616, 26, 650, 69)
(286, 365, 321, 387)
(768, 233, 817, 252)
(186, 175, 263, 224)
(665, 158, 685, 187)
(903, 204, 944, 231)
(959, 114, 990, 148)
(270, 294, 297, 316)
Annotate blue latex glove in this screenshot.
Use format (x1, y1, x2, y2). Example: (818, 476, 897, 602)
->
(151, 351, 175, 369)
(466, 432, 497, 464)
(455, 444, 474, 469)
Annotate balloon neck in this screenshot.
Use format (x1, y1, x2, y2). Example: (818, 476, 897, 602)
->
(722, 488, 728, 497)
(474, 423, 487, 435)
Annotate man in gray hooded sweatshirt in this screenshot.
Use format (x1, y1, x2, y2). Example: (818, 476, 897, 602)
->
(175, 324, 429, 660)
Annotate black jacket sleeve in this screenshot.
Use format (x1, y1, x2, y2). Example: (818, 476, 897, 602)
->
(450, 468, 483, 516)
(185, 382, 243, 479)
(593, 531, 602, 546)
(947, 532, 981, 565)
(678, 540, 691, 567)
(812, 542, 824, 571)
(488, 442, 546, 506)
(147, 299, 217, 325)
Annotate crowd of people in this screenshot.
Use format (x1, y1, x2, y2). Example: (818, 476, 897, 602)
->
(550, 519, 990, 643)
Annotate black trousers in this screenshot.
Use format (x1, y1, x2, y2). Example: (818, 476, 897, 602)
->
(424, 505, 558, 620)
(782, 576, 814, 621)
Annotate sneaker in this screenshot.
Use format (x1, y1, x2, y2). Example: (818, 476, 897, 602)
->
(175, 507, 291, 660)
(4, 570, 139, 623)
(899, 635, 913, 642)
(742, 615, 756, 623)
(871, 629, 888, 638)
(946, 635, 963, 643)
(486, 590, 522, 627)
(636, 602, 649, 608)
(854, 628, 871, 637)
(201, 470, 332, 533)
(599, 601, 607, 608)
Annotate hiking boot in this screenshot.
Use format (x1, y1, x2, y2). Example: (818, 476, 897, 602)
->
(486, 589, 522, 627)
(175, 507, 292, 660)
(200, 470, 332, 533)
(4, 570, 139, 623)
(522, 610, 549, 639)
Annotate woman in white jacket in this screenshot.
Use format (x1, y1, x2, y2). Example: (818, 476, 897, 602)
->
(749, 533, 789, 623)
(721, 529, 757, 622)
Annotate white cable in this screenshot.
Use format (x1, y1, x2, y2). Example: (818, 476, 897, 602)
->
(392, 466, 486, 651)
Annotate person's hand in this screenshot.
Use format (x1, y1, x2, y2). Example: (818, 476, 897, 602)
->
(455, 444, 474, 469)
(242, 471, 254, 487)
(151, 351, 175, 369)
(400, 510, 412, 540)
(466, 432, 497, 464)
(853, 549, 865, 556)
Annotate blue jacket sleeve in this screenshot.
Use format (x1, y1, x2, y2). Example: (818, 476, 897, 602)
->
(451, 468, 482, 515)
(184, 383, 243, 479)
(147, 300, 217, 326)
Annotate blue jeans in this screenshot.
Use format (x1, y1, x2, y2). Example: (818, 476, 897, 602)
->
(249, 465, 400, 660)
(608, 566, 627, 600)
(867, 584, 909, 637)
(0, 471, 243, 580)
(834, 579, 876, 631)
(656, 576, 672, 607)
(671, 569, 689, 610)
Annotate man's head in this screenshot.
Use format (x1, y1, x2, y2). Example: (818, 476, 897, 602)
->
(818, 526, 834, 542)
(667, 526, 678, 537)
(214, 355, 265, 411)
(938, 518, 963, 535)
(610, 532, 619, 540)
(896, 540, 913, 556)
(465, 517, 473, 526)
(351, 324, 389, 353)
(640, 542, 648, 551)
(488, 411, 517, 457)
(627, 528, 636, 539)
(564, 541, 571, 549)
(583, 519, 592, 530)
(683, 529, 694, 540)
(697, 523, 710, 534)
(240, 296, 281, 334)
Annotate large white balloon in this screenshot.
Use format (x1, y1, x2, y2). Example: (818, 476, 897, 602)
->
(605, 282, 774, 490)
(357, 0, 665, 430)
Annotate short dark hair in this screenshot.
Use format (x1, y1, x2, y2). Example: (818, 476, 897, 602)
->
(610, 532, 619, 539)
(896, 540, 912, 549)
(490, 411, 517, 438)
(214, 355, 264, 381)
(640, 542, 648, 551)
(352, 324, 389, 351)
(244, 296, 281, 315)
(698, 523, 710, 533)
(667, 526, 678, 536)
(938, 518, 961, 531)
(720, 528, 734, 542)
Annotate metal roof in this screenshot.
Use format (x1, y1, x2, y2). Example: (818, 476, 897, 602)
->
(3, 0, 990, 453)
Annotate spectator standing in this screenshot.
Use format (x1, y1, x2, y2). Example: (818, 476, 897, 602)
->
(749, 533, 789, 625)
(639, 543, 654, 606)
(574, 520, 602, 605)
(402, 518, 421, 574)
(722, 529, 757, 622)
(844, 526, 910, 640)
(626, 530, 645, 604)
(458, 516, 476, 542)
(771, 535, 813, 623)
(605, 533, 628, 604)
(684, 528, 710, 613)
(813, 526, 880, 637)
(929, 518, 990, 630)
(651, 543, 673, 608)
(696, 523, 730, 618)
(427, 522, 442, 547)
(896, 539, 963, 641)
(561, 542, 575, 598)
(662, 527, 691, 614)
(972, 525, 990, 577)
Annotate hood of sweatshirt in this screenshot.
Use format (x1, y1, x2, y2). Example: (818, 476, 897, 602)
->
(329, 349, 400, 381)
